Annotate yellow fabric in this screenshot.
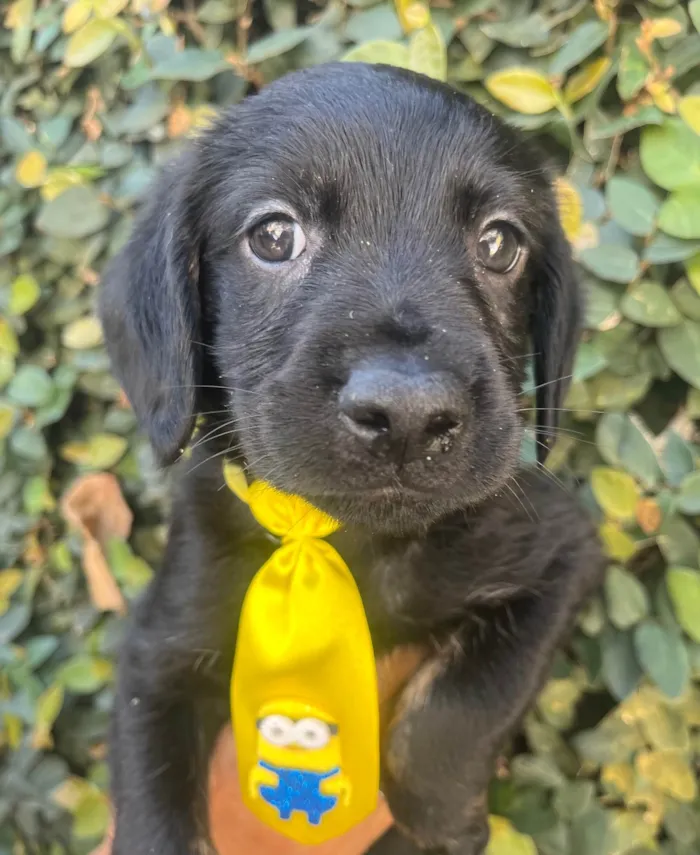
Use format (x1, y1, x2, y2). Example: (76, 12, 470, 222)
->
(229, 475, 380, 844)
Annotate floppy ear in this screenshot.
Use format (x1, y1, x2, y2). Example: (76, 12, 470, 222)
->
(98, 155, 202, 464)
(530, 216, 582, 464)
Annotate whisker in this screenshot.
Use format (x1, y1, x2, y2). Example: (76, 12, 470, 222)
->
(502, 351, 538, 364)
(503, 478, 534, 522)
(510, 473, 539, 521)
(517, 406, 603, 415)
(529, 426, 597, 447)
(525, 423, 588, 439)
(185, 444, 238, 476)
(533, 459, 568, 493)
(189, 419, 239, 452)
(523, 374, 573, 393)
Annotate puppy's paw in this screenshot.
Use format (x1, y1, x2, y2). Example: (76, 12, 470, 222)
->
(429, 815, 490, 855)
(112, 828, 210, 855)
(366, 827, 424, 854)
(385, 781, 489, 855)
(382, 669, 491, 853)
(367, 820, 489, 855)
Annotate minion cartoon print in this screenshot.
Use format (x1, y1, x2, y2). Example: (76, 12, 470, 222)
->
(248, 701, 351, 826)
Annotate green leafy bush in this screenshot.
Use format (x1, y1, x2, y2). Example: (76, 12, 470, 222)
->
(2, 0, 700, 853)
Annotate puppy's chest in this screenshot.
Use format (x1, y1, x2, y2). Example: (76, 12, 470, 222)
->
(326, 533, 465, 652)
(198, 498, 479, 657)
(207, 532, 453, 656)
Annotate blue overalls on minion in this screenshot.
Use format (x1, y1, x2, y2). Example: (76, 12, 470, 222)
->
(257, 761, 340, 825)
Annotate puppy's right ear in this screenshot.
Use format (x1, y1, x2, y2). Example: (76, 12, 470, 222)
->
(99, 155, 202, 464)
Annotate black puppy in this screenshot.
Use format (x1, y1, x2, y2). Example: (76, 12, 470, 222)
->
(99, 63, 603, 855)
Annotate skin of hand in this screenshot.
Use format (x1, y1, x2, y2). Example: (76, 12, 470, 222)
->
(91, 645, 426, 855)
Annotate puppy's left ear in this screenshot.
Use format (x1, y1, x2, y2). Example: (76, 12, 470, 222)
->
(98, 152, 204, 464)
(530, 214, 582, 464)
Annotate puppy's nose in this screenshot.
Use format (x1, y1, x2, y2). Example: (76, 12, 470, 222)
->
(338, 363, 465, 463)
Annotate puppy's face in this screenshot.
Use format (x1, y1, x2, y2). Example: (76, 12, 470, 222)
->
(100, 64, 580, 534)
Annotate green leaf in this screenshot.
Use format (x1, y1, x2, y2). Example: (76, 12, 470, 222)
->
(690, 0, 700, 32)
(573, 340, 608, 380)
(606, 177, 660, 237)
(10, 0, 35, 64)
(0, 569, 23, 614)
(10, 425, 48, 460)
(58, 655, 114, 694)
(605, 807, 667, 850)
(245, 26, 312, 63)
(61, 316, 104, 350)
(687, 252, 700, 297)
(553, 781, 595, 821)
(0, 603, 31, 644)
(106, 539, 153, 594)
(23, 474, 56, 515)
(149, 48, 230, 81)
(7, 365, 53, 407)
(487, 816, 537, 855)
(0, 117, 34, 155)
(589, 370, 652, 410)
(678, 471, 700, 514)
(570, 806, 611, 855)
(617, 40, 648, 100)
(342, 40, 411, 69)
(108, 84, 169, 134)
(658, 320, 700, 388)
(8, 274, 40, 316)
(595, 412, 662, 489)
(634, 620, 690, 698)
(0, 404, 15, 440)
(61, 432, 128, 470)
(605, 566, 649, 629)
(641, 119, 700, 191)
(73, 790, 111, 839)
(620, 280, 681, 327)
(658, 189, 700, 240)
(667, 567, 700, 643)
(591, 466, 640, 520)
(36, 186, 109, 239)
(645, 234, 700, 264)
(601, 627, 643, 701)
(659, 517, 700, 566)
(510, 754, 566, 789)
(484, 68, 557, 115)
(408, 23, 446, 82)
(548, 20, 609, 76)
(679, 95, 700, 136)
(565, 56, 611, 104)
(588, 105, 664, 140)
(672, 276, 700, 320)
(578, 245, 639, 283)
(199, 0, 246, 24)
(662, 431, 696, 487)
(64, 19, 119, 68)
(481, 13, 550, 48)
(583, 279, 619, 329)
(345, 4, 402, 43)
(32, 684, 65, 748)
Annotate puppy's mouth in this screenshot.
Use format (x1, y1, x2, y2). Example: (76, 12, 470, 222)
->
(314, 484, 434, 501)
(297, 483, 465, 536)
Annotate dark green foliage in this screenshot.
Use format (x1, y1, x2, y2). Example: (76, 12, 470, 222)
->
(1, 0, 700, 852)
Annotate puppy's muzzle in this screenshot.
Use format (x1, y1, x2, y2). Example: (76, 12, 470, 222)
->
(338, 357, 465, 465)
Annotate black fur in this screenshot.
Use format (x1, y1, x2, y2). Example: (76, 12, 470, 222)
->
(99, 63, 604, 855)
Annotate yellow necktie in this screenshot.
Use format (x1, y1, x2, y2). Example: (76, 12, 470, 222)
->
(226, 464, 380, 844)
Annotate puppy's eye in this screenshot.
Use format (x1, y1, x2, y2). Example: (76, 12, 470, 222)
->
(248, 216, 306, 263)
(477, 223, 521, 273)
